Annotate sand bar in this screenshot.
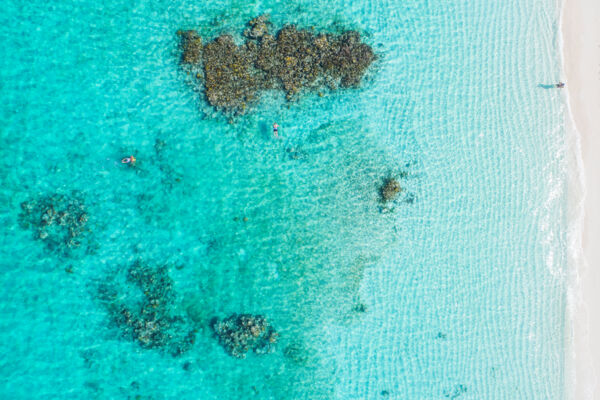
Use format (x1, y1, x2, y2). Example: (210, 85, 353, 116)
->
(562, 0, 600, 398)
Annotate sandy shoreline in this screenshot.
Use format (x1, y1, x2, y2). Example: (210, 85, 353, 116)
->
(562, 0, 600, 398)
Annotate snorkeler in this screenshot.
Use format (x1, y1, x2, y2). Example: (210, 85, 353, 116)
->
(121, 155, 136, 165)
(556, 82, 565, 88)
(273, 123, 279, 137)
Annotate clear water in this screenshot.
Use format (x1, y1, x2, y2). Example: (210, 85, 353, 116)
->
(0, 0, 567, 399)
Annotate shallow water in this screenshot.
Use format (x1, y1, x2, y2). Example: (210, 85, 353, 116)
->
(0, 0, 567, 399)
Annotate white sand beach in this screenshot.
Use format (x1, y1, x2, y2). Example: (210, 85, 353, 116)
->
(562, 0, 600, 398)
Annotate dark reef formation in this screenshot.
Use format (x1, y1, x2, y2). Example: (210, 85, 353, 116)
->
(379, 177, 401, 203)
(178, 30, 202, 64)
(211, 313, 278, 358)
(19, 192, 90, 255)
(178, 15, 376, 114)
(202, 34, 261, 112)
(99, 261, 196, 356)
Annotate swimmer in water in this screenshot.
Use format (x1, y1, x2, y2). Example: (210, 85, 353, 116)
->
(273, 123, 279, 137)
(121, 155, 136, 165)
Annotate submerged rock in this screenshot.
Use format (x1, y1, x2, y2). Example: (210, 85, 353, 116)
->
(211, 313, 278, 358)
(379, 177, 401, 202)
(99, 261, 196, 356)
(177, 16, 376, 114)
(244, 14, 270, 39)
(177, 30, 203, 64)
(202, 34, 261, 112)
(19, 192, 90, 255)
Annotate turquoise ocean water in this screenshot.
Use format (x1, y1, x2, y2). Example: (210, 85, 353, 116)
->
(0, 0, 567, 399)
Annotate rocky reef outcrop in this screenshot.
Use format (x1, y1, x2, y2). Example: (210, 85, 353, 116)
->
(19, 192, 90, 255)
(99, 261, 196, 356)
(379, 177, 401, 203)
(178, 15, 376, 114)
(211, 313, 278, 358)
(178, 30, 203, 64)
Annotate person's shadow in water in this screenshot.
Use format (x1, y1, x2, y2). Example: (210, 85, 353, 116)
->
(538, 83, 564, 89)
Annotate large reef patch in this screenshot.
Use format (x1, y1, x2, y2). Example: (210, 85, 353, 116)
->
(178, 15, 376, 115)
(98, 260, 196, 356)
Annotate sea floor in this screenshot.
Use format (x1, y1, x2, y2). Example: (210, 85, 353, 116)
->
(0, 0, 567, 399)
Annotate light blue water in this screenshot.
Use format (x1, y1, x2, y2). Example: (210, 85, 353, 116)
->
(0, 0, 567, 399)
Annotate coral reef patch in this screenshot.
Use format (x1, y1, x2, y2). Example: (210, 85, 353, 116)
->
(98, 260, 196, 356)
(19, 192, 90, 256)
(178, 30, 202, 64)
(178, 15, 376, 114)
(211, 313, 278, 358)
(377, 168, 418, 212)
(379, 177, 401, 203)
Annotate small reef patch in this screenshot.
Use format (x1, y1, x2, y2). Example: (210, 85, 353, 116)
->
(211, 313, 278, 358)
(377, 168, 418, 212)
(19, 192, 90, 256)
(177, 14, 376, 115)
(379, 177, 401, 203)
(98, 260, 196, 356)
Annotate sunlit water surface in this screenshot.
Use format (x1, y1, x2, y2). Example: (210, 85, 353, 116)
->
(0, 0, 566, 399)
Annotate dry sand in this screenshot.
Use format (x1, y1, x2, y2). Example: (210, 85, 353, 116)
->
(562, 0, 600, 398)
